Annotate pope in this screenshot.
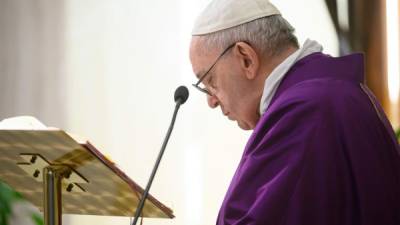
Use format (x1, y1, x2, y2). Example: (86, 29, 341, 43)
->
(189, 0, 400, 224)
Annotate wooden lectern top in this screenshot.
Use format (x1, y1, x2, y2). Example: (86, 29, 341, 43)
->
(0, 129, 174, 218)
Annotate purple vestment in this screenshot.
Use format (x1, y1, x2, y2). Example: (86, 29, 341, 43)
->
(217, 53, 400, 225)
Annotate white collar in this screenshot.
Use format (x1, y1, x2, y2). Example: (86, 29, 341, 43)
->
(259, 39, 323, 115)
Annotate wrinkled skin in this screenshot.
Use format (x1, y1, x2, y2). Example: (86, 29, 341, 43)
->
(189, 37, 297, 130)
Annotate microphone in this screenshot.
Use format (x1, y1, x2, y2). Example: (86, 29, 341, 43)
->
(174, 85, 189, 105)
(131, 86, 189, 225)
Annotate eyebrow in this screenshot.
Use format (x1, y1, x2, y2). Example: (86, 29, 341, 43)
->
(195, 70, 206, 79)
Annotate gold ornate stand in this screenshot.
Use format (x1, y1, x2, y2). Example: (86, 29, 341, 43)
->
(17, 154, 87, 225)
(0, 130, 174, 224)
(43, 166, 69, 225)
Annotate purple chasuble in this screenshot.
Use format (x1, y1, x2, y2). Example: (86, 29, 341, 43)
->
(216, 53, 400, 225)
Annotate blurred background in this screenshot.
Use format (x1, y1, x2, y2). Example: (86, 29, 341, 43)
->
(0, 0, 398, 225)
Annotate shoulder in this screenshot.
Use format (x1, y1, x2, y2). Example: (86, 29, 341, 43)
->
(255, 78, 371, 136)
(269, 78, 364, 114)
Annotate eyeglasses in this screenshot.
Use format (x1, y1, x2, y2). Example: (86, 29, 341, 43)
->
(192, 43, 236, 96)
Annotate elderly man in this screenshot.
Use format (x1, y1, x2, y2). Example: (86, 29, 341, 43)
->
(189, 0, 400, 224)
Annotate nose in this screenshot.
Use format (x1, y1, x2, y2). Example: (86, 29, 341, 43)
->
(207, 94, 219, 108)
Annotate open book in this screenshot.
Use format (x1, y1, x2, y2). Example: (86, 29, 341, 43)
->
(0, 116, 87, 144)
(0, 116, 48, 129)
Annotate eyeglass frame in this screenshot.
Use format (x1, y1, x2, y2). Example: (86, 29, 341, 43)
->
(192, 43, 236, 96)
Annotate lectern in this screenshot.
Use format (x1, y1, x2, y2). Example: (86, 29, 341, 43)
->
(0, 130, 174, 225)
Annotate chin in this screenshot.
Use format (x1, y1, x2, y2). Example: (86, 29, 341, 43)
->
(237, 121, 254, 130)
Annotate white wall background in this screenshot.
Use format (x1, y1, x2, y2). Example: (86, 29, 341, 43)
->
(0, 0, 338, 225)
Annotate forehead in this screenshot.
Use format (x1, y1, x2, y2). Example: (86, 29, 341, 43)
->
(189, 37, 218, 78)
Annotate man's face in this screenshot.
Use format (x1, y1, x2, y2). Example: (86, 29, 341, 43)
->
(189, 37, 261, 130)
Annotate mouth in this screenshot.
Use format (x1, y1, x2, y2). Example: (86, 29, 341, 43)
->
(221, 106, 234, 120)
(224, 112, 235, 121)
(221, 105, 228, 116)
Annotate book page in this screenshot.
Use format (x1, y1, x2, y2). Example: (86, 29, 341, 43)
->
(0, 116, 87, 144)
(0, 116, 49, 130)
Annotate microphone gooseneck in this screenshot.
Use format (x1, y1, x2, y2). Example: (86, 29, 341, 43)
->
(131, 86, 189, 225)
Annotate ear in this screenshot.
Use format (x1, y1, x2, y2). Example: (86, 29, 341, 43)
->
(232, 42, 260, 80)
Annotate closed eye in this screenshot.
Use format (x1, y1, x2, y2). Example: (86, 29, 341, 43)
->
(207, 74, 217, 88)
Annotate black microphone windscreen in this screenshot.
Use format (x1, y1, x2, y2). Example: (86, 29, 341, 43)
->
(174, 86, 189, 104)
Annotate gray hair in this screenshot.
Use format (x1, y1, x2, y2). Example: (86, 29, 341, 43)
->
(197, 15, 299, 58)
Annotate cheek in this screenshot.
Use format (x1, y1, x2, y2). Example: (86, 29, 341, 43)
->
(226, 89, 257, 121)
(218, 90, 242, 115)
(216, 83, 239, 109)
(223, 80, 247, 107)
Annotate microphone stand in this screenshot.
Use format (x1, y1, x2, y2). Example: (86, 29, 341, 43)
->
(131, 99, 184, 225)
